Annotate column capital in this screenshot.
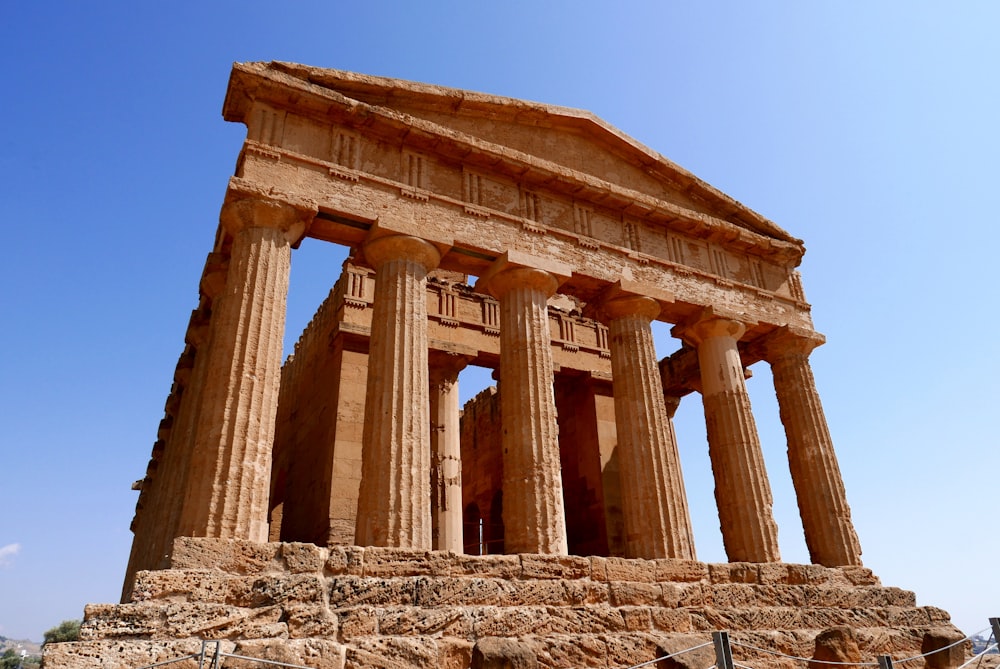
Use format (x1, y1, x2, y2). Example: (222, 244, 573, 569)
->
(220, 179, 317, 244)
(756, 326, 826, 362)
(672, 309, 752, 347)
(586, 280, 673, 323)
(475, 250, 570, 300)
(363, 234, 441, 273)
(428, 350, 474, 385)
(480, 266, 560, 300)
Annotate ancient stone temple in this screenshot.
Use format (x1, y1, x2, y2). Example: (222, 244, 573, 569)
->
(44, 63, 967, 669)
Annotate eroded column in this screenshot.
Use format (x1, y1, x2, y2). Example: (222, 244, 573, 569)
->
(429, 353, 469, 553)
(676, 314, 780, 562)
(484, 267, 568, 555)
(178, 194, 313, 542)
(761, 327, 862, 566)
(600, 295, 695, 559)
(355, 235, 440, 548)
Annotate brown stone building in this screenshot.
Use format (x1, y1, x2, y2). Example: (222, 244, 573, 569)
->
(43, 63, 967, 669)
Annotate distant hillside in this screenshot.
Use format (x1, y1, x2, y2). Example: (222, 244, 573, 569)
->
(0, 635, 43, 657)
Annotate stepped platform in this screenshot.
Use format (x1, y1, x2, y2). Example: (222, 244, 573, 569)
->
(43, 538, 966, 669)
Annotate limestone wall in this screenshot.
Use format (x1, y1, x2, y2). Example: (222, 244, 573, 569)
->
(46, 538, 967, 669)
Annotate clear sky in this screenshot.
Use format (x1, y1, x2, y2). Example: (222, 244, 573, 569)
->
(1, 1, 998, 644)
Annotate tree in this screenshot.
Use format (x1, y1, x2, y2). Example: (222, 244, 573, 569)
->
(42, 620, 80, 645)
(0, 649, 19, 669)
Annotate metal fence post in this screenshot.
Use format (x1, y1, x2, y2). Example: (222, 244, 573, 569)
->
(713, 631, 735, 669)
(877, 655, 894, 669)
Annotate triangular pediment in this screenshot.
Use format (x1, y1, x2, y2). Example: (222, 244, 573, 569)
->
(224, 61, 799, 245)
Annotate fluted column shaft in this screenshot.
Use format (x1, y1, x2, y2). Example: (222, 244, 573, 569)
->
(679, 316, 780, 562)
(764, 331, 862, 566)
(178, 223, 294, 541)
(355, 235, 440, 549)
(602, 296, 695, 559)
(429, 356, 467, 553)
(487, 268, 568, 554)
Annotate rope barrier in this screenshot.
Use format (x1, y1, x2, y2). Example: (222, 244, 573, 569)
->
(958, 643, 997, 669)
(130, 617, 1000, 669)
(730, 640, 880, 666)
(732, 624, 993, 667)
(620, 641, 715, 669)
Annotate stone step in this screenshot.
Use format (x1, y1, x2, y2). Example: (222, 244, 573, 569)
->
(81, 599, 949, 643)
(52, 628, 938, 669)
(131, 568, 916, 611)
(166, 538, 880, 587)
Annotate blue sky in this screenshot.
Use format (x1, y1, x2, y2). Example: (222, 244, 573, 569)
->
(2, 1, 998, 643)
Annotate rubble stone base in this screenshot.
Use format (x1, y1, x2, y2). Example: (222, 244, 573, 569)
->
(43, 538, 966, 669)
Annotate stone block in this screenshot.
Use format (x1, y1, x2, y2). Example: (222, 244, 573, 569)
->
(519, 554, 590, 580)
(329, 576, 417, 607)
(363, 547, 436, 577)
(129, 569, 230, 603)
(162, 602, 285, 639)
(705, 583, 757, 608)
(228, 573, 326, 607)
(609, 581, 662, 606)
(281, 542, 327, 573)
(546, 606, 627, 634)
(654, 559, 710, 583)
(338, 607, 378, 640)
(649, 608, 692, 633)
(472, 637, 537, 669)
(523, 634, 608, 669)
(841, 566, 880, 586)
(42, 639, 226, 669)
(437, 638, 475, 669)
(754, 584, 809, 607)
(471, 606, 552, 637)
(377, 606, 473, 637)
(448, 553, 522, 579)
(594, 556, 658, 582)
(229, 639, 346, 669)
(601, 632, 663, 669)
(564, 579, 609, 605)
(756, 563, 794, 585)
(921, 627, 968, 669)
(346, 637, 441, 669)
(509, 580, 586, 606)
(326, 545, 366, 575)
(708, 563, 758, 584)
(785, 564, 827, 585)
(620, 606, 653, 631)
(414, 576, 515, 606)
(655, 635, 716, 669)
(661, 582, 705, 607)
(284, 603, 339, 638)
(169, 537, 281, 574)
(809, 626, 861, 669)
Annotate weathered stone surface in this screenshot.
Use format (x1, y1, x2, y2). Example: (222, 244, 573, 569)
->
(229, 639, 347, 669)
(168, 536, 281, 573)
(471, 637, 537, 669)
(809, 626, 861, 669)
(346, 637, 440, 669)
(281, 541, 328, 573)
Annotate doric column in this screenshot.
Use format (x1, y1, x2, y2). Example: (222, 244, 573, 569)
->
(355, 234, 441, 548)
(428, 353, 469, 553)
(599, 295, 695, 559)
(675, 313, 780, 562)
(760, 327, 862, 566)
(482, 267, 568, 555)
(178, 191, 314, 542)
